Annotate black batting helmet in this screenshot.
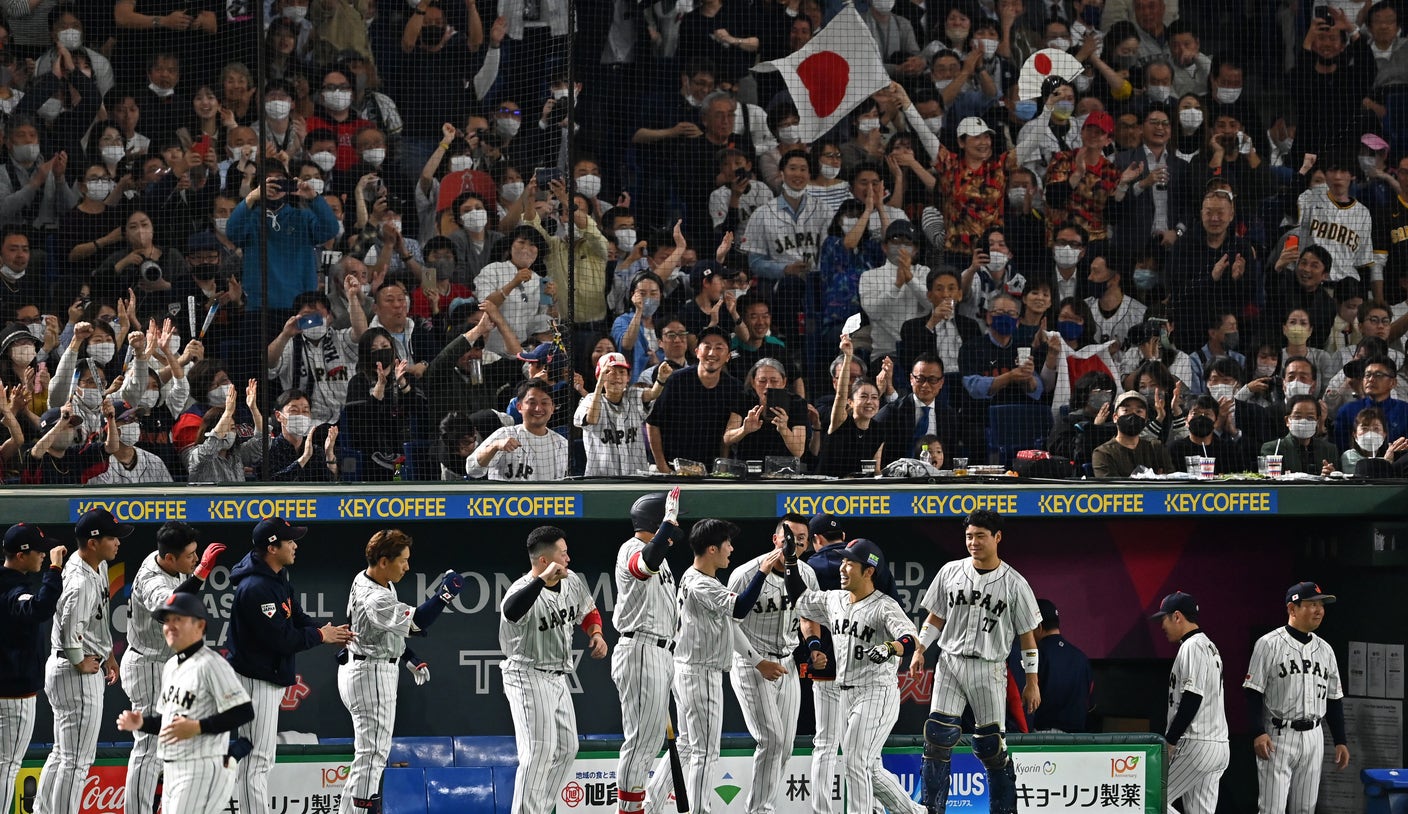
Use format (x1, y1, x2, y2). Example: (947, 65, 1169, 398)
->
(630, 492, 668, 532)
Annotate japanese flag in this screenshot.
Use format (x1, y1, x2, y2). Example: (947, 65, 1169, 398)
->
(753, 4, 889, 143)
(1050, 341, 1119, 419)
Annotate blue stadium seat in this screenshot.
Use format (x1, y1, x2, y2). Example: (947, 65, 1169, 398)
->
(452, 735, 519, 767)
(490, 766, 518, 814)
(382, 768, 427, 814)
(986, 403, 1054, 467)
(390, 737, 455, 767)
(424, 768, 494, 814)
(402, 440, 439, 481)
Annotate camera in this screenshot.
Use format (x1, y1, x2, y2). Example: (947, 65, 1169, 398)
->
(139, 259, 163, 282)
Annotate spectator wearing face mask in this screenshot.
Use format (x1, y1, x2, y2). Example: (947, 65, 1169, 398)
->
(524, 186, 610, 336)
(959, 226, 1025, 320)
(345, 326, 426, 478)
(24, 403, 104, 485)
(1166, 393, 1251, 473)
(171, 360, 249, 451)
(1265, 394, 1338, 475)
(417, 124, 499, 247)
(441, 192, 501, 285)
(860, 221, 931, 359)
(1091, 390, 1174, 476)
(410, 237, 473, 319)
(268, 283, 367, 424)
(305, 68, 373, 171)
(1334, 354, 1408, 449)
(0, 119, 79, 233)
(182, 381, 265, 482)
(265, 388, 339, 481)
(49, 321, 121, 433)
(87, 399, 172, 484)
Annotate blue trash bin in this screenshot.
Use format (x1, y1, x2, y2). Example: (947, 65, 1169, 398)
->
(1363, 769, 1408, 814)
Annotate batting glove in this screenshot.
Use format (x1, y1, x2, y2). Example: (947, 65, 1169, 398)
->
(405, 660, 430, 686)
(194, 542, 227, 581)
(228, 737, 253, 761)
(436, 570, 464, 603)
(865, 643, 897, 664)
(664, 486, 680, 525)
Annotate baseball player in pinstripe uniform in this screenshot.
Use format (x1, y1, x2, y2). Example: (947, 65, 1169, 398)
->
(226, 517, 353, 814)
(1244, 582, 1350, 814)
(124, 523, 227, 814)
(611, 489, 681, 814)
(914, 510, 1041, 814)
(645, 519, 792, 813)
(793, 538, 922, 814)
(339, 530, 464, 814)
(117, 591, 255, 814)
(500, 526, 607, 814)
(1151, 591, 1229, 814)
(0, 524, 64, 814)
(35, 509, 131, 814)
(728, 515, 818, 814)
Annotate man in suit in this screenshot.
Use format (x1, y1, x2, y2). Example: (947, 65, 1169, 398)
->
(1108, 104, 1194, 262)
(876, 353, 961, 465)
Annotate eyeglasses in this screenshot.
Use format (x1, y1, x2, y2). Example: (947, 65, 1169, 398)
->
(820, 152, 843, 159)
(1146, 119, 1171, 127)
(1365, 316, 1392, 325)
(1365, 371, 1395, 380)
(1054, 239, 1084, 248)
(661, 331, 688, 339)
(321, 83, 352, 92)
(497, 108, 522, 116)
(910, 374, 943, 384)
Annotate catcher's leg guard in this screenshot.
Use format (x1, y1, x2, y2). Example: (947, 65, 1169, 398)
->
(921, 712, 962, 814)
(973, 723, 1017, 814)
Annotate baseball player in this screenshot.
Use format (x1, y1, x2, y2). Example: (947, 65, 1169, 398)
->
(1151, 591, 1229, 814)
(226, 517, 354, 814)
(645, 518, 792, 813)
(914, 510, 1041, 814)
(0, 524, 64, 814)
(1244, 582, 1350, 814)
(339, 530, 464, 814)
(116, 591, 255, 814)
(35, 509, 130, 814)
(793, 538, 921, 814)
(728, 515, 818, 814)
(124, 522, 227, 814)
(499, 526, 608, 813)
(611, 488, 682, 814)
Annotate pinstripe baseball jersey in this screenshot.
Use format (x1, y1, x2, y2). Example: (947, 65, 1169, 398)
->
(128, 552, 185, 658)
(1296, 187, 1377, 282)
(611, 537, 677, 638)
(1243, 627, 1343, 721)
(794, 589, 918, 687)
(87, 449, 173, 484)
(920, 559, 1040, 661)
(155, 645, 251, 761)
(673, 566, 748, 670)
(727, 554, 818, 657)
(344, 572, 416, 660)
(1168, 630, 1228, 742)
(51, 556, 111, 657)
(573, 390, 649, 477)
(467, 426, 568, 481)
(499, 571, 596, 672)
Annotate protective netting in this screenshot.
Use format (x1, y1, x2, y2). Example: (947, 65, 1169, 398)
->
(0, 0, 1401, 481)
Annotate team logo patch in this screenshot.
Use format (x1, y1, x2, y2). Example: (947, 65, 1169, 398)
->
(867, 554, 879, 565)
(261, 602, 277, 618)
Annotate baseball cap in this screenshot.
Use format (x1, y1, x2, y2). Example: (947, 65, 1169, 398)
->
(1114, 390, 1147, 409)
(838, 537, 884, 570)
(448, 297, 480, 322)
(1150, 591, 1198, 620)
(152, 591, 210, 623)
(1037, 598, 1060, 629)
(691, 260, 726, 292)
(517, 343, 560, 365)
(1286, 581, 1336, 604)
(75, 509, 134, 541)
(885, 221, 918, 243)
(808, 513, 844, 536)
(956, 117, 994, 139)
(1083, 110, 1115, 135)
(187, 231, 219, 253)
(2, 523, 55, 555)
(595, 351, 630, 378)
(1362, 133, 1390, 152)
(252, 516, 308, 548)
(109, 400, 143, 424)
(38, 407, 81, 433)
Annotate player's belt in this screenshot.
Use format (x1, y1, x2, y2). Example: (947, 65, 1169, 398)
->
(1272, 717, 1319, 731)
(351, 655, 397, 664)
(766, 651, 790, 659)
(621, 631, 675, 652)
(55, 650, 95, 659)
(533, 667, 568, 676)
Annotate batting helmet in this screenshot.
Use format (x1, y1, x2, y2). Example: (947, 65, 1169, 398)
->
(630, 492, 669, 532)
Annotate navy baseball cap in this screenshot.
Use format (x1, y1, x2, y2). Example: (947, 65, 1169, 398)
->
(1286, 582, 1336, 604)
(1037, 598, 1060, 629)
(3, 523, 55, 554)
(516, 343, 560, 364)
(808, 513, 844, 536)
(838, 538, 884, 571)
(252, 517, 307, 548)
(1151, 591, 1199, 620)
(76, 509, 134, 541)
(152, 591, 210, 623)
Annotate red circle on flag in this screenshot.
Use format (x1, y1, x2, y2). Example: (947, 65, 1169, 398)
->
(798, 51, 850, 119)
(1034, 53, 1052, 75)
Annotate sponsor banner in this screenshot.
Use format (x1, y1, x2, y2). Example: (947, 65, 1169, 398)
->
(552, 746, 1159, 812)
(69, 493, 584, 523)
(13, 758, 351, 814)
(777, 489, 1276, 518)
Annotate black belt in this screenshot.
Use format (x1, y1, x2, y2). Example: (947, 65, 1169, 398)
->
(766, 651, 790, 660)
(838, 684, 856, 690)
(621, 632, 675, 651)
(533, 667, 568, 676)
(55, 650, 94, 659)
(1272, 717, 1319, 731)
(352, 655, 397, 664)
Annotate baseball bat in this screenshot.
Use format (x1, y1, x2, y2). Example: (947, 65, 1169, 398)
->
(665, 718, 690, 813)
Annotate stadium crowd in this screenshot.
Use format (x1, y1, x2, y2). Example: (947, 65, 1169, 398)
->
(0, 0, 1405, 481)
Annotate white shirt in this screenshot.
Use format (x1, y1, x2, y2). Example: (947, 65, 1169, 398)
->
(475, 261, 544, 354)
(728, 554, 818, 658)
(466, 425, 567, 481)
(573, 390, 649, 477)
(126, 552, 185, 659)
(1168, 629, 1229, 742)
(859, 261, 931, 357)
(920, 559, 1041, 661)
(1244, 626, 1344, 722)
(794, 588, 918, 687)
(155, 646, 251, 761)
(52, 555, 112, 659)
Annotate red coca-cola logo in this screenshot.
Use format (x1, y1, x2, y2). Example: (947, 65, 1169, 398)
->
(81, 773, 126, 814)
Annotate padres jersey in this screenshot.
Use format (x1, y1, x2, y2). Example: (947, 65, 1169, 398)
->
(1243, 627, 1343, 721)
(128, 552, 185, 658)
(674, 566, 748, 671)
(1296, 187, 1377, 282)
(794, 589, 918, 687)
(921, 559, 1040, 661)
(51, 556, 112, 657)
(1168, 631, 1229, 742)
(728, 555, 818, 658)
(499, 571, 596, 672)
(155, 645, 251, 761)
(612, 537, 678, 638)
(345, 572, 416, 661)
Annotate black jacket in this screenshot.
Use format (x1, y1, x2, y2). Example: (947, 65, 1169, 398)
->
(0, 565, 62, 696)
(875, 394, 961, 466)
(225, 551, 322, 686)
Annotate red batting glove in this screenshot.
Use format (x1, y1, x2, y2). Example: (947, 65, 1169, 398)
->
(195, 542, 227, 580)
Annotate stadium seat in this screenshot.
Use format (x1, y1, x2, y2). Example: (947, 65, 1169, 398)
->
(489, 766, 517, 814)
(424, 768, 494, 814)
(986, 403, 1054, 467)
(382, 768, 427, 814)
(452, 735, 519, 767)
(390, 736, 455, 767)
(402, 440, 439, 481)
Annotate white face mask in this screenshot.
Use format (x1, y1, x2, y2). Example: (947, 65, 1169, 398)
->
(1359, 431, 1386, 453)
(118, 423, 141, 446)
(1053, 244, 1081, 267)
(496, 117, 521, 138)
(283, 414, 314, 437)
(820, 164, 841, 180)
(777, 125, 800, 142)
(9, 343, 35, 366)
(924, 116, 944, 135)
(1214, 86, 1242, 104)
(840, 217, 859, 232)
(301, 325, 327, 341)
(1208, 383, 1235, 401)
(11, 143, 39, 165)
(934, 78, 954, 91)
(305, 177, 325, 195)
(1048, 37, 1071, 51)
(57, 28, 83, 50)
(576, 174, 602, 199)
(785, 178, 810, 194)
(857, 118, 881, 134)
(986, 251, 1009, 272)
(167, 336, 181, 355)
(615, 228, 637, 251)
(75, 387, 102, 409)
(362, 148, 386, 167)
(101, 145, 126, 165)
(207, 384, 232, 404)
(213, 217, 229, 236)
(978, 38, 998, 59)
(87, 343, 115, 364)
(448, 155, 474, 173)
(871, 0, 894, 10)
(0, 265, 22, 281)
(265, 99, 292, 119)
(552, 87, 570, 101)
(85, 179, 114, 202)
(1179, 108, 1204, 130)
(460, 210, 488, 231)
(1360, 156, 1379, 174)
(148, 83, 175, 98)
(1284, 379, 1313, 398)
(228, 145, 256, 162)
(1008, 186, 1028, 206)
(139, 390, 160, 409)
(1072, 75, 1092, 93)
(322, 89, 353, 111)
(500, 180, 524, 202)
(25, 323, 45, 340)
(36, 99, 64, 121)
(1147, 85, 1173, 102)
(1288, 418, 1318, 439)
(311, 151, 337, 172)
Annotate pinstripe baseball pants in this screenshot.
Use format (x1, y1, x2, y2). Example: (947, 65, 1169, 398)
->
(1167, 739, 1228, 814)
(730, 656, 800, 814)
(0, 696, 35, 814)
(162, 756, 236, 814)
(122, 650, 165, 814)
(839, 684, 902, 814)
(930, 653, 1006, 727)
(34, 655, 103, 814)
(1257, 726, 1324, 814)
(647, 664, 725, 813)
(234, 676, 284, 814)
(501, 664, 577, 814)
(810, 681, 844, 814)
(611, 637, 674, 798)
(337, 660, 399, 814)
